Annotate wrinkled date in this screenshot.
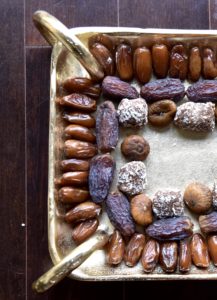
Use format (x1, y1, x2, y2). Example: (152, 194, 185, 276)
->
(146, 216, 193, 241)
(62, 111, 95, 128)
(64, 140, 97, 159)
(179, 239, 192, 273)
(62, 77, 101, 98)
(106, 191, 135, 237)
(191, 233, 210, 268)
(88, 33, 115, 54)
(189, 47, 201, 82)
(199, 211, 217, 234)
(64, 124, 96, 143)
(140, 78, 185, 103)
(102, 76, 139, 100)
(116, 44, 133, 81)
(60, 158, 90, 172)
(96, 101, 119, 152)
(89, 153, 115, 203)
(152, 44, 169, 78)
(124, 233, 146, 267)
(55, 171, 88, 186)
(90, 43, 115, 76)
(141, 239, 160, 273)
(65, 201, 101, 223)
(72, 218, 99, 244)
(107, 230, 125, 265)
(159, 242, 178, 273)
(207, 235, 217, 266)
(57, 93, 97, 112)
(134, 47, 152, 83)
(203, 48, 217, 79)
(186, 80, 217, 102)
(58, 186, 90, 204)
(169, 44, 188, 80)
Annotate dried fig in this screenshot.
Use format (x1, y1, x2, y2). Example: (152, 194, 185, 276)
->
(121, 135, 150, 161)
(130, 194, 153, 226)
(148, 100, 177, 127)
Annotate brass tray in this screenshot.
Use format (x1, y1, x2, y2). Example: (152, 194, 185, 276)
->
(34, 11, 217, 282)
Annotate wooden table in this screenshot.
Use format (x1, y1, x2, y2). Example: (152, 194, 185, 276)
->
(1, 0, 217, 299)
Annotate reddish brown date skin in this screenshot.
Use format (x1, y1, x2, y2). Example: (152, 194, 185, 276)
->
(62, 111, 95, 128)
(64, 124, 96, 143)
(186, 80, 217, 102)
(96, 101, 119, 152)
(88, 33, 115, 54)
(203, 48, 217, 79)
(106, 191, 135, 237)
(64, 140, 97, 159)
(90, 43, 115, 76)
(89, 153, 115, 203)
(141, 239, 160, 273)
(191, 233, 210, 268)
(140, 78, 185, 103)
(102, 76, 139, 100)
(159, 242, 178, 273)
(133, 47, 152, 83)
(152, 44, 169, 78)
(124, 233, 146, 267)
(60, 159, 90, 172)
(57, 93, 96, 112)
(169, 44, 188, 80)
(179, 239, 192, 273)
(116, 44, 133, 81)
(58, 186, 90, 204)
(55, 171, 88, 187)
(207, 235, 217, 266)
(65, 201, 101, 223)
(72, 219, 99, 244)
(189, 47, 201, 82)
(199, 212, 217, 234)
(62, 77, 101, 98)
(146, 216, 193, 241)
(107, 230, 125, 265)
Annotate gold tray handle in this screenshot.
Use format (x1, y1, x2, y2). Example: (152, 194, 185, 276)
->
(32, 226, 109, 293)
(33, 10, 104, 81)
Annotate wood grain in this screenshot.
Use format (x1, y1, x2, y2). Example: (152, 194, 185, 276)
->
(210, 0, 217, 29)
(25, 0, 118, 46)
(0, 1, 25, 299)
(119, 0, 209, 29)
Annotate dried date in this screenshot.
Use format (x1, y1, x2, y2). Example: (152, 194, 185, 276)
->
(152, 44, 169, 78)
(189, 47, 201, 82)
(191, 233, 210, 268)
(169, 44, 188, 80)
(124, 233, 146, 267)
(146, 216, 193, 241)
(57, 93, 96, 112)
(107, 230, 125, 265)
(207, 235, 217, 266)
(64, 124, 96, 143)
(62, 111, 95, 128)
(65, 201, 101, 223)
(106, 191, 135, 237)
(141, 239, 160, 273)
(186, 80, 217, 102)
(88, 33, 115, 54)
(62, 77, 101, 98)
(140, 78, 185, 103)
(179, 239, 192, 273)
(55, 171, 88, 186)
(89, 153, 115, 203)
(58, 187, 90, 204)
(72, 219, 99, 244)
(96, 101, 119, 152)
(90, 43, 115, 76)
(159, 242, 178, 273)
(203, 48, 217, 79)
(199, 212, 217, 234)
(116, 44, 133, 81)
(60, 159, 90, 172)
(64, 140, 97, 159)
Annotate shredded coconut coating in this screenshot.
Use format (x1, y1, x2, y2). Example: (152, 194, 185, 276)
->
(152, 190, 184, 219)
(212, 183, 217, 210)
(117, 98, 148, 128)
(174, 101, 215, 132)
(118, 161, 147, 195)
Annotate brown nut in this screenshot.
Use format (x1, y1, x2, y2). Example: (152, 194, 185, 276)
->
(141, 239, 160, 273)
(203, 48, 217, 79)
(189, 47, 202, 82)
(124, 233, 146, 267)
(121, 135, 150, 161)
(207, 235, 217, 266)
(148, 100, 177, 127)
(159, 242, 178, 273)
(169, 44, 188, 80)
(199, 212, 217, 234)
(60, 159, 90, 172)
(179, 239, 192, 273)
(62, 77, 101, 98)
(64, 140, 97, 159)
(133, 47, 152, 83)
(57, 93, 96, 112)
(152, 44, 169, 78)
(55, 171, 88, 186)
(62, 111, 95, 128)
(184, 182, 212, 214)
(88, 33, 115, 54)
(64, 124, 96, 143)
(116, 44, 133, 81)
(191, 233, 210, 268)
(90, 43, 115, 76)
(107, 230, 125, 265)
(58, 186, 90, 204)
(130, 194, 153, 226)
(72, 218, 99, 244)
(65, 201, 101, 223)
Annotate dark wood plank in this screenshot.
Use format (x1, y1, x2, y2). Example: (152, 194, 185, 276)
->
(25, 0, 118, 46)
(119, 0, 209, 29)
(0, 1, 25, 299)
(209, 0, 217, 29)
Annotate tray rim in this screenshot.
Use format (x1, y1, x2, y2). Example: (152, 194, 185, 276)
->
(48, 27, 217, 281)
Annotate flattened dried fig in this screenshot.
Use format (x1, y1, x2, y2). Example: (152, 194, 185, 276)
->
(106, 191, 135, 237)
(121, 135, 150, 161)
(89, 153, 115, 203)
(148, 100, 177, 127)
